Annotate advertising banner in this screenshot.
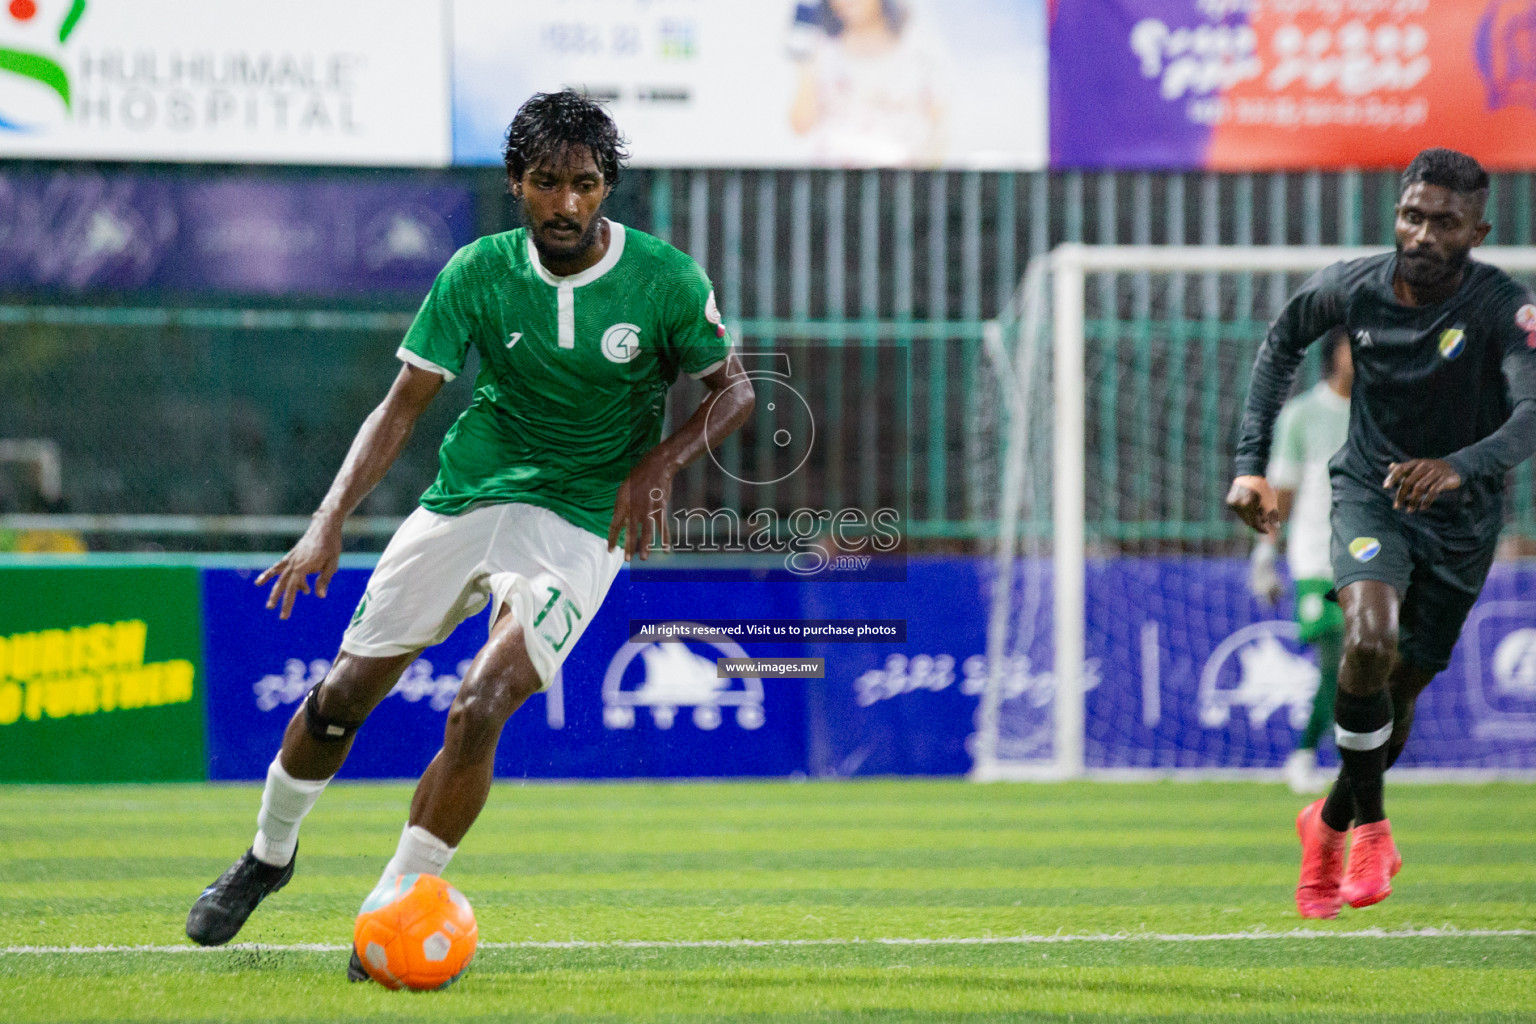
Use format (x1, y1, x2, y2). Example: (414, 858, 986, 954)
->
(0, 0, 450, 165)
(1078, 560, 1536, 770)
(202, 567, 819, 780)
(198, 557, 1536, 780)
(0, 169, 474, 294)
(1051, 0, 1536, 170)
(452, 0, 1047, 169)
(0, 566, 206, 782)
(201, 561, 974, 780)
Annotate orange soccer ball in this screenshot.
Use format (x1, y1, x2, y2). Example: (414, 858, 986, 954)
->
(353, 873, 478, 990)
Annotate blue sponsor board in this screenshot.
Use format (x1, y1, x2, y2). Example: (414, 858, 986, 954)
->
(1081, 561, 1536, 771)
(0, 169, 474, 296)
(200, 558, 1536, 779)
(201, 561, 968, 780)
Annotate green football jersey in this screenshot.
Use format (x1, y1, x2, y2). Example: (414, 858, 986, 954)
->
(398, 221, 732, 536)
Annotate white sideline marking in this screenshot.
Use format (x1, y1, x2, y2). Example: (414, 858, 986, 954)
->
(4, 927, 1534, 955)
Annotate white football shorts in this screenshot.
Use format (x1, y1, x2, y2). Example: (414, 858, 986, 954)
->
(340, 502, 624, 687)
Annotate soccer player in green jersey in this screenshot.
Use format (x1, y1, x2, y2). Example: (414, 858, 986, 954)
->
(186, 91, 755, 972)
(1228, 149, 1536, 918)
(1248, 328, 1351, 794)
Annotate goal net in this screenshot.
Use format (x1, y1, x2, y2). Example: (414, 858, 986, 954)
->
(970, 245, 1536, 781)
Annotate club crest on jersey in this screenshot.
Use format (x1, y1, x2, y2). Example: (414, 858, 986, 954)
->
(1348, 537, 1381, 562)
(1437, 326, 1467, 360)
(601, 323, 643, 364)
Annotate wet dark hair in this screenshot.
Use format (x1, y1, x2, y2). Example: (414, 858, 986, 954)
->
(808, 0, 907, 36)
(1400, 148, 1489, 214)
(502, 89, 629, 190)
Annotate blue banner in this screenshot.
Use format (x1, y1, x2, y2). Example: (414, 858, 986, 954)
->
(200, 557, 1536, 779)
(1081, 560, 1536, 771)
(0, 169, 474, 295)
(202, 562, 977, 780)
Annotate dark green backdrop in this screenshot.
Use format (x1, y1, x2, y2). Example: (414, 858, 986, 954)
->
(0, 567, 206, 782)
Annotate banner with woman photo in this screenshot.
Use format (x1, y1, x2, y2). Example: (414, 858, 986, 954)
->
(452, 0, 1047, 169)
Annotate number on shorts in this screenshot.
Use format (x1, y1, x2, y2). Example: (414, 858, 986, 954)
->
(533, 587, 582, 652)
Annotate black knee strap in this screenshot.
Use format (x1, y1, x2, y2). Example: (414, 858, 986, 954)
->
(303, 685, 362, 743)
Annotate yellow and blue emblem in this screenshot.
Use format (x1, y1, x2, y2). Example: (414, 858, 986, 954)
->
(1438, 327, 1466, 360)
(1348, 536, 1381, 562)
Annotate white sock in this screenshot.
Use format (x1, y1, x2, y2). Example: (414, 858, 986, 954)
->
(251, 757, 330, 867)
(376, 824, 457, 890)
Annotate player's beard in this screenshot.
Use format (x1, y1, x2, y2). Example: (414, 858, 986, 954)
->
(529, 208, 605, 264)
(1395, 239, 1472, 292)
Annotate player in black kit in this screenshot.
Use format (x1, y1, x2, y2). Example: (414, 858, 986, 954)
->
(1226, 149, 1536, 918)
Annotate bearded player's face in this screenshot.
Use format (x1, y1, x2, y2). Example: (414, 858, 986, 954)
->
(1393, 182, 1490, 292)
(513, 145, 607, 264)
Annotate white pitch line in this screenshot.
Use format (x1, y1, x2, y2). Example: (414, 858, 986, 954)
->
(4, 927, 1534, 955)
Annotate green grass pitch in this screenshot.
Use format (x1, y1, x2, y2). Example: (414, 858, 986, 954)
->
(1, 779, 1534, 1023)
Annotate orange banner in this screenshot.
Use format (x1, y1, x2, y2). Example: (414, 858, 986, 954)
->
(1207, 0, 1536, 170)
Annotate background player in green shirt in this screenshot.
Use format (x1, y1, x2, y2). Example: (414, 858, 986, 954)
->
(1228, 149, 1536, 919)
(1249, 328, 1351, 794)
(186, 92, 756, 973)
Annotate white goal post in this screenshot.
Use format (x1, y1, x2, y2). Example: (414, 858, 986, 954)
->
(972, 244, 1536, 783)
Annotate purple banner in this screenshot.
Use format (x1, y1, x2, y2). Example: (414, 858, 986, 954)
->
(1050, 0, 1214, 169)
(0, 169, 474, 295)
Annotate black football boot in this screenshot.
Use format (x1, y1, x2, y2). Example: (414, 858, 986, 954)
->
(185, 846, 296, 946)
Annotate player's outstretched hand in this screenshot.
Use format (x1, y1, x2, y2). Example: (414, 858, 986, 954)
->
(255, 518, 344, 620)
(608, 452, 676, 562)
(1225, 475, 1280, 537)
(1385, 458, 1462, 513)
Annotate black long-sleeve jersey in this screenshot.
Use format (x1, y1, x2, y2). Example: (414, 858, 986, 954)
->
(1236, 253, 1536, 532)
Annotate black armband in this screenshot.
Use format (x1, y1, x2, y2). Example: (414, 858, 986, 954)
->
(303, 685, 363, 743)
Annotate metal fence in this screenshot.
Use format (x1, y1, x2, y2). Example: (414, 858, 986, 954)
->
(2, 165, 1535, 549)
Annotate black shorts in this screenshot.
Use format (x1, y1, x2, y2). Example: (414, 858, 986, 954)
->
(1330, 475, 1499, 673)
